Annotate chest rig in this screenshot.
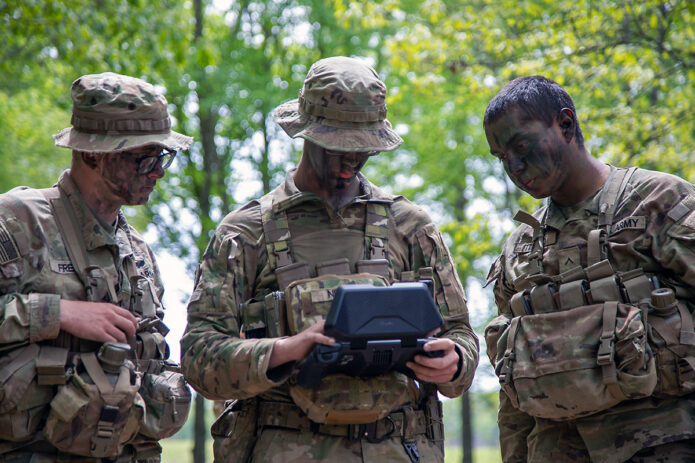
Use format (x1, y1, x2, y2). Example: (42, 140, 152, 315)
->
(507, 167, 662, 316)
(494, 168, 695, 421)
(261, 195, 392, 288)
(241, 195, 394, 341)
(43, 186, 168, 362)
(248, 194, 440, 429)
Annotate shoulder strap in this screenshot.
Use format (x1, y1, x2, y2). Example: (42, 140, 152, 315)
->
(42, 187, 118, 302)
(364, 202, 390, 260)
(259, 195, 293, 271)
(588, 167, 637, 263)
(597, 167, 637, 233)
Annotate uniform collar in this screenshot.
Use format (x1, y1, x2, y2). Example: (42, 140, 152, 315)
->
(269, 169, 395, 213)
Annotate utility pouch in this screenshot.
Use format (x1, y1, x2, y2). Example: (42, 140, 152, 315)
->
(494, 302, 657, 420)
(44, 352, 144, 457)
(138, 360, 191, 439)
(646, 288, 695, 397)
(422, 392, 444, 453)
(211, 398, 258, 463)
(284, 273, 412, 424)
(0, 343, 55, 442)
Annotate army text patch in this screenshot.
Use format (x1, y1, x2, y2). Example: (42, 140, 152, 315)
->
(50, 259, 76, 274)
(0, 219, 20, 265)
(610, 216, 646, 235)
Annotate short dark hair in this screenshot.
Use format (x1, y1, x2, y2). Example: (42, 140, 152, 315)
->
(484, 75, 584, 147)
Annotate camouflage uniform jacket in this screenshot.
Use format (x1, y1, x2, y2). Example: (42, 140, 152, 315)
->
(487, 166, 695, 463)
(182, 169, 479, 405)
(0, 171, 164, 451)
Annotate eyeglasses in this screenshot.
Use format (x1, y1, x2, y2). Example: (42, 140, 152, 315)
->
(324, 148, 379, 157)
(121, 148, 177, 175)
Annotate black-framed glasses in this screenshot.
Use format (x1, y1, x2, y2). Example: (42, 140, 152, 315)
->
(324, 148, 379, 157)
(122, 148, 176, 175)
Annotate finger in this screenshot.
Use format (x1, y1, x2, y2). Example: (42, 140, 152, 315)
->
(110, 304, 139, 324)
(105, 324, 128, 343)
(313, 334, 335, 346)
(407, 362, 456, 383)
(423, 338, 455, 352)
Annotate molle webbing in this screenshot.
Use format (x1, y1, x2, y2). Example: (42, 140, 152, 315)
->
(364, 201, 390, 260)
(260, 195, 293, 270)
(510, 167, 641, 316)
(259, 195, 391, 275)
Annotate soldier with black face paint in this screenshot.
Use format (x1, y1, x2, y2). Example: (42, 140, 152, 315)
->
(0, 72, 193, 462)
(484, 76, 695, 463)
(182, 56, 479, 463)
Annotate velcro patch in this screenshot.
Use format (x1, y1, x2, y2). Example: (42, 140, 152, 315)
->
(310, 289, 334, 303)
(610, 216, 646, 235)
(50, 259, 75, 274)
(514, 242, 534, 254)
(0, 218, 20, 265)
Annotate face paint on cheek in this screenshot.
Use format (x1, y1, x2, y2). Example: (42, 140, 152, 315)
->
(100, 156, 152, 205)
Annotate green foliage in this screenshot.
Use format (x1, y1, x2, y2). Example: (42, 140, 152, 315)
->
(2, 0, 693, 457)
(443, 392, 500, 448)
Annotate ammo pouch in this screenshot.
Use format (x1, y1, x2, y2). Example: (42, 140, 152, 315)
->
(494, 301, 657, 420)
(647, 295, 695, 398)
(0, 344, 57, 442)
(44, 352, 144, 458)
(138, 360, 192, 439)
(282, 273, 413, 425)
(211, 398, 258, 463)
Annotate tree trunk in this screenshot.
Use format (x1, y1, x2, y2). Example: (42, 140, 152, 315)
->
(193, 394, 206, 463)
(461, 392, 473, 463)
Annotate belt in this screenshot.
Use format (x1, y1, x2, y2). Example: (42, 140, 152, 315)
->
(257, 401, 428, 443)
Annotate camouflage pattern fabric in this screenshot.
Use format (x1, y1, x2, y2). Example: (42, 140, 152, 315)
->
(273, 56, 403, 152)
(247, 428, 443, 463)
(53, 72, 193, 154)
(0, 171, 168, 462)
(182, 170, 480, 461)
(486, 166, 695, 463)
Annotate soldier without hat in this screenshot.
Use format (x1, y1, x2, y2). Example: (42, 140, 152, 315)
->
(181, 56, 479, 462)
(0, 72, 193, 462)
(484, 75, 695, 462)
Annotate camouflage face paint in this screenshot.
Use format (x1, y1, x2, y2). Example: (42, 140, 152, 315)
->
(485, 109, 569, 199)
(305, 143, 369, 198)
(98, 146, 165, 206)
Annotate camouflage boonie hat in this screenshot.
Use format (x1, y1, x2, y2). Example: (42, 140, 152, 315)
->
(53, 72, 193, 153)
(273, 56, 403, 152)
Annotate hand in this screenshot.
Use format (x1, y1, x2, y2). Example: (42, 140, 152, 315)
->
(406, 337, 460, 384)
(59, 299, 138, 343)
(268, 320, 335, 369)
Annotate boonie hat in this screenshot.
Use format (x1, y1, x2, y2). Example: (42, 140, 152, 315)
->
(273, 56, 403, 152)
(53, 72, 193, 153)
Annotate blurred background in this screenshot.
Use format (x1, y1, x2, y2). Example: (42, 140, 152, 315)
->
(1, 0, 693, 461)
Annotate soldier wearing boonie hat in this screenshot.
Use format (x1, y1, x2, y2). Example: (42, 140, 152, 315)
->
(0, 72, 192, 462)
(182, 56, 479, 463)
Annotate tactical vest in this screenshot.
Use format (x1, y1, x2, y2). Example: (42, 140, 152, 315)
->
(240, 195, 437, 424)
(0, 186, 190, 459)
(488, 167, 695, 420)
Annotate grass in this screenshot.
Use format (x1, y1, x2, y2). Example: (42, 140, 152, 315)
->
(160, 439, 501, 463)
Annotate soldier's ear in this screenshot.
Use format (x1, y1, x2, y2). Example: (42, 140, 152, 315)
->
(558, 108, 575, 143)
